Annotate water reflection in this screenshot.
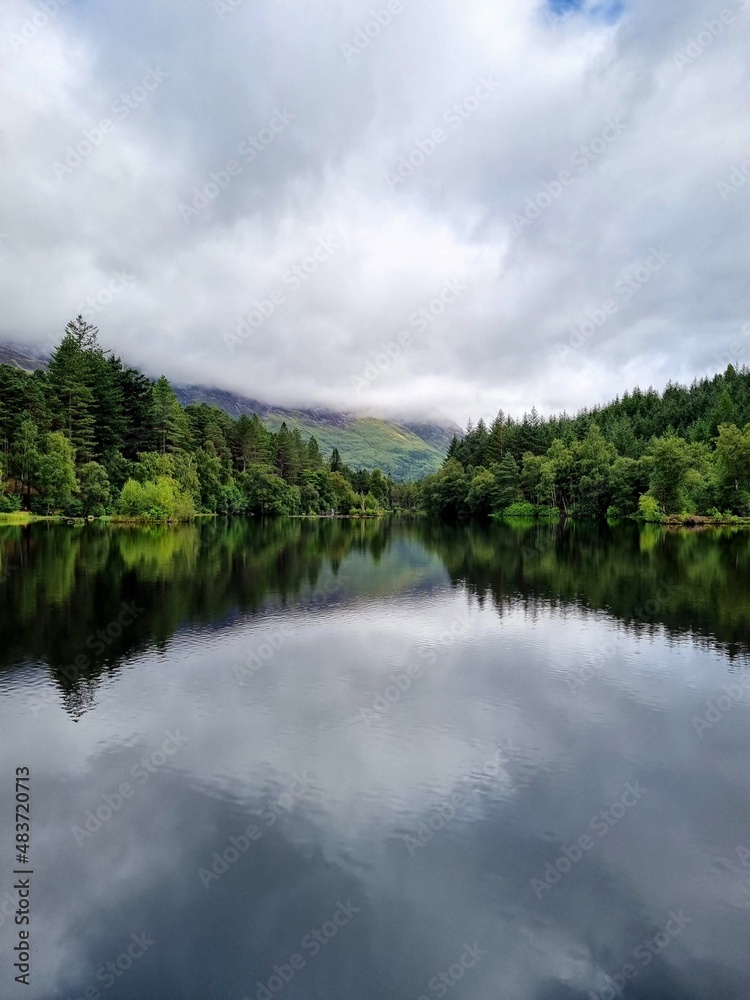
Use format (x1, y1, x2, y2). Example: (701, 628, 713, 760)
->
(0, 519, 748, 999)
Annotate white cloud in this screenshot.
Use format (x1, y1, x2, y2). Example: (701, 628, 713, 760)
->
(0, 0, 748, 425)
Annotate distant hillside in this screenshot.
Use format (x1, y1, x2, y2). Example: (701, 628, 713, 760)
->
(0, 344, 47, 372)
(0, 344, 458, 480)
(173, 384, 454, 480)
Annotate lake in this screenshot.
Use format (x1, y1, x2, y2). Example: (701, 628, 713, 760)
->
(1, 518, 749, 1000)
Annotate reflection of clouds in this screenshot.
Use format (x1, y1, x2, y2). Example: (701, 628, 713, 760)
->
(1, 587, 750, 995)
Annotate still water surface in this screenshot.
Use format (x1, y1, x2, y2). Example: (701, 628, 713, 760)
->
(1, 518, 749, 999)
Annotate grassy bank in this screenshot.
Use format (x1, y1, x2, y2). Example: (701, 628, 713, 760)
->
(0, 512, 62, 525)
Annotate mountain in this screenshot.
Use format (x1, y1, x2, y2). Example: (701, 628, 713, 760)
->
(0, 344, 458, 480)
(173, 384, 456, 480)
(0, 344, 47, 372)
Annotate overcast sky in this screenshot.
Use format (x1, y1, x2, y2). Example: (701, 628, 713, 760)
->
(1, 0, 749, 426)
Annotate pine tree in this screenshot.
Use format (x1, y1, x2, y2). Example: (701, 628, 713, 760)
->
(493, 453, 521, 510)
(152, 376, 188, 454)
(117, 363, 155, 458)
(64, 314, 99, 350)
(307, 435, 323, 469)
(275, 422, 295, 480)
(487, 411, 507, 463)
(46, 333, 96, 465)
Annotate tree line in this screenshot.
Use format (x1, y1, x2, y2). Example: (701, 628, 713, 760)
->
(0, 318, 417, 518)
(421, 366, 750, 521)
(3, 318, 749, 523)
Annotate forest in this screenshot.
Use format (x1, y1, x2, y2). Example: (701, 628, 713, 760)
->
(422, 366, 750, 522)
(0, 318, 415, 518)
(1, 316, 749, 523)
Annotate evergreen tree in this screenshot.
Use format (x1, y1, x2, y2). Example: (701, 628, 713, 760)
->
(306, 436, 323, 470)
(152, 376, 188, 454)
(493, 453, 521, 510)
(46, 333, 96, 464)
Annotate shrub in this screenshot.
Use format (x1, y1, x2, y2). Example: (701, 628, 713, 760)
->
(535, 505, 560, 520)
(637, 494, 663, 522)
(118, 476, 196, 520)
(0, 493, 22, 513)
(503, 501, 536, 518)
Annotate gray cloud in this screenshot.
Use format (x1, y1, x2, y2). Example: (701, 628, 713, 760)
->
(0, 0, 748, 425)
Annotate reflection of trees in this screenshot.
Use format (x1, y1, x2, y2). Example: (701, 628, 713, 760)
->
(0, 519, 406, 709)
(416, 520, 750, 657)
(2, 518, 749, 715)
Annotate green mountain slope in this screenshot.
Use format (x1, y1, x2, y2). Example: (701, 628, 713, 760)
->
(262, 413, 446, 480)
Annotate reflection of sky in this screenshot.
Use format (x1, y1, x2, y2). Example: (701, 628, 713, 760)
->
(1, 576, 750, 999)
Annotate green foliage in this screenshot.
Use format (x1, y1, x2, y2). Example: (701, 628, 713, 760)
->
(0, 459, 21, 512)
(492, 453, 522, 510)
(0, 321, 401, 521)
(262, 414, 446, 480)
(37, 432, 78, 514)
(714, 422, 750, 513)
(428, 370, 750, 522)
(78, 462, 112, 516)
(0, 492, 22, 513)
(238, 467, 300, 516)
(420, 459, 469, 519)
(638, 494, 664, 522)
(118, 476, 196, 520)
(10, 417, 40, 504)
(502, 501, 537, 518)
(647, 435, 693, 513)
(467, 469, 497, 517)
